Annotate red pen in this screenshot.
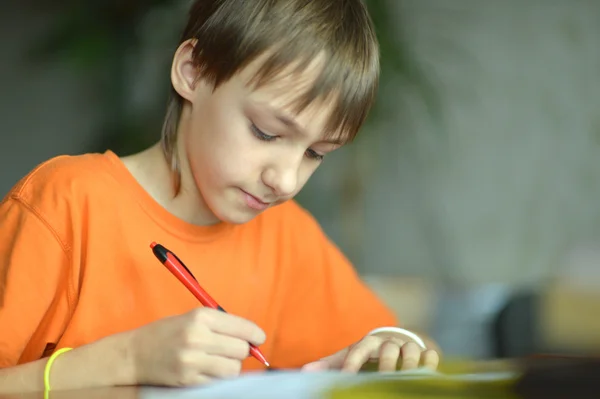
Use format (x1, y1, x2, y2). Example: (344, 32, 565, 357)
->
(149, 241, 270, 367)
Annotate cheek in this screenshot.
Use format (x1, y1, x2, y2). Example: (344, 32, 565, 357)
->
(290, 163, 319, 197)
(186, 110, 260, 184)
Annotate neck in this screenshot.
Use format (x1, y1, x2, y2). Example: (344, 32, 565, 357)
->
(120, 143, 221, 226)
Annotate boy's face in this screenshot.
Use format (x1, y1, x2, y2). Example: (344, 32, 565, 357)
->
(173, 43, 344, 225)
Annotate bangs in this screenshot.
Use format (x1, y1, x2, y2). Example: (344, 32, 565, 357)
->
(246, 43, 379, 144)
(188, 0, 380, 144)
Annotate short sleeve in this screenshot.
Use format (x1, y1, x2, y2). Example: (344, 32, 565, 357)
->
(0, 196, 71, 367)
(270, 203, 398, 368)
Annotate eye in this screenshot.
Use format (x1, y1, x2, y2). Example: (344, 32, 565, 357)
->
(305, 149, 324, 161)
(250, 124, 277, 141)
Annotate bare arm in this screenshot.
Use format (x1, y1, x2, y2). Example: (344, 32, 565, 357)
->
(0, 331, 135, 394)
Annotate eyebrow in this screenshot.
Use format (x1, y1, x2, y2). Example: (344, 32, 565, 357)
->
(273, 110, 301, 132)
(269, 108, 344, 145)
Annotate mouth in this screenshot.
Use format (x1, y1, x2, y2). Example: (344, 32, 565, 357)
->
(241, 190, 272, 211)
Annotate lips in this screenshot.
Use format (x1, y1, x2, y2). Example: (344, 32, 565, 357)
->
(242, 190, 272, 211)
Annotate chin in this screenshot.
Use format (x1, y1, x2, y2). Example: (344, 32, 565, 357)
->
(204, 188, 274, 225)
(218, 210, 259, 225)
(209, 202, 260, 225)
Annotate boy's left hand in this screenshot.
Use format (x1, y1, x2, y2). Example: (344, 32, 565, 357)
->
(301, 334, 440, 373)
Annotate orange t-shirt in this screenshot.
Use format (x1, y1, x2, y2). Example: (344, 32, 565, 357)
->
(0, 151, 397, 370)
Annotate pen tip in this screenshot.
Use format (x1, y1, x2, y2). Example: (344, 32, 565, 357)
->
(150, 242, 157, 249)
(265, 362, 270, 368)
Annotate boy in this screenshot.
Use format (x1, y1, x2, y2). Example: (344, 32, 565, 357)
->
(0, 0, 440, 393)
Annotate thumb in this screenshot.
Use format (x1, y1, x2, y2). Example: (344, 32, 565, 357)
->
(301, 347, 349, 372)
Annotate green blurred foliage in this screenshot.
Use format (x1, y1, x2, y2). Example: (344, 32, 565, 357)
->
(29, 0, 440, 154)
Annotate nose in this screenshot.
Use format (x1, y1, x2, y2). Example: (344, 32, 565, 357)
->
(262, 158, 300, 198)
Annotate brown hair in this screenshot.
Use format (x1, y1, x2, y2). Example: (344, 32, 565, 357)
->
(161, 0, 380, 194)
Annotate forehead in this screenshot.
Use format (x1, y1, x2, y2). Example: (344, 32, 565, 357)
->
(235, 54, 343, 139)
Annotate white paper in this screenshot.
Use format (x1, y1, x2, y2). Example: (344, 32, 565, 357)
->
(140, 368, 515, 399)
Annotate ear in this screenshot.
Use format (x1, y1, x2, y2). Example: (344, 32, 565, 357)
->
(171, 39, 199, 102)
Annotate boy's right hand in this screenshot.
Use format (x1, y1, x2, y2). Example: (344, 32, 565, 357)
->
(129, 307, 266, 387)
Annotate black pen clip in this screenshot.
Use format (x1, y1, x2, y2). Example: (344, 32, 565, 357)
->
(168, 249, 199, 283)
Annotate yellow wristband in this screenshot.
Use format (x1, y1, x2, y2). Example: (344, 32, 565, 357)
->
(44, 347, 73, 392)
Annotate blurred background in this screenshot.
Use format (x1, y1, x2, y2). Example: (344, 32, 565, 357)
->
(2, 0, 599, 360)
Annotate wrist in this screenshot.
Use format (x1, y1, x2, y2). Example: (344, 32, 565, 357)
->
(108, 330, 138, 386)
(52, 332, 137, 390)
(0, 332, 137, 394)
(367, 327, 427, 350)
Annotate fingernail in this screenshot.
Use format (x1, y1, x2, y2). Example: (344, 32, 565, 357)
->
(302, 362, 327, 372)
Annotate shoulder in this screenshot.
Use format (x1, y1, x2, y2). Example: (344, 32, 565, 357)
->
(2, 152, 119, 239)
(6, 152, 114, 206)
(0, 152, 117, 259)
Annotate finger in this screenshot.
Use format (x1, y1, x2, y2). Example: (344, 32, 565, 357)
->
(301, 360, 330, 372)
(193, 308, 266, 345)
(198, 353, 243, 379)
(420, 349, 440, 370)
(302, 347, 349, 371)
(173, 351, 215, 387)
(378, 340, 401, 372)
(342, 336, 382, 372)
(202, 333, 250, 360)
(174, 373, 214, 387)
(187, 374, 214, 387)
(399, 342, 422, 370)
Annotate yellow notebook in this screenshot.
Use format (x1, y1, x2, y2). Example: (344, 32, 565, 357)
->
(327, 370, 518, 399)
(326, 360, 520, 399)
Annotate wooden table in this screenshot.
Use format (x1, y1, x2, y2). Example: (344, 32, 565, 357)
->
(0, 386, 139, 399)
